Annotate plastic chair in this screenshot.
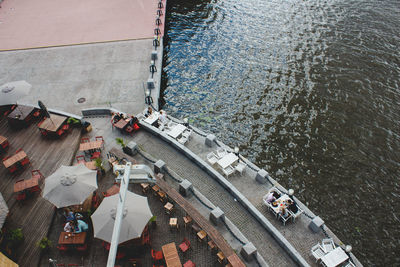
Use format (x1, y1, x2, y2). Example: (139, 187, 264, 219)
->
(15, 148, 23, 154)
(31, 169, 43, 180)
(57, 245, 68, 252)
(322, 238, 335, 253)
(235, 161, 246, 175)
(178, 135, 188, 145)
(21, 157, 30, 166)
(90, 151, 101, 160)
(95, 136, 104, 143)
(183, 260, 195, 267)
(8, 165, 18, 174)
(216, 147, 227, 158)
(16, 191, 26, 201)
(80, 137, 90, 143)
(222, 165, 235, 178)
(57, 129, 65, 137)
(151, 249, 164, 261)
(311, 243, 326, 262)
(179, 238, 191, 253)
(40, 129, 48, 137)
(75, 244, 88, 252)
(76, 155, 86, 164)
(62, 124, 70, 131)
(344, 262, 356, 267)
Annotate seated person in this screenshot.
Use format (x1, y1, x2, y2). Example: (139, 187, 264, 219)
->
(266, 192, 276, 204)
(64, 208, 75, 221)
(128, 116, 138, 126)
(279, 207, 289, 219)
(74, 219, 89, 233)
(158, 110, 168, 126)
(64, 220, 75, 232)
(272, 191, 281, 199)
(144, 107, 153, 118)
(287, 199, 298, 213)
(113, 113, 121, 123)
(75, 212, 84, 220)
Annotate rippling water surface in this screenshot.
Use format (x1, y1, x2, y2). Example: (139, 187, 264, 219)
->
(162, 0, 400, 265)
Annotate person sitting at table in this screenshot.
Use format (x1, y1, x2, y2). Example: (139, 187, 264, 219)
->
(272, 191, 281, 199)
(158, 110, 168, 129)
(113, 113, 122, 123)
(287, 199, 298, 213)
(144, 106, 153, 118)
(64, 220, 75, 232)
(74, 219, 89, 233)
(63, 208, 75, 221)
(279, 207, 289, 219)
(128, 116, 138, 126)
(266, 192, 276, 204)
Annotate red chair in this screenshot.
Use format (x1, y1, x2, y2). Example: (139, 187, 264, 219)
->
(102, 241, 111, 251)
(2, 156, 10, 162)
(33, 110, 41, 118)
(62, 124, 70, 131)
(40, 129, 48, 137)
(21, 157, 30, 166)
(16, 191, 26, 201)
(116, 250, 126, 260)
(57, 245, 68, 251)
(37, 118, 46, 127)
(15, 148, 23, 154)
(31, 169, 44, 180)
(133, 123, 140, 130)
(151, 249, 164, 261)
(75, 243, 88, 252)
(95, 136, 104, 143)
(81, 137, 90, 143)
(183, 260, 195, 267)
(179, 238, 191, 253)
(57, 129, 65, 137)
(76, 155, 86, 164)
(90, 151, 101, 160)
(8, 165, 18, 174)
(1, 140, 9, 150)
(125, 126, 134, 134)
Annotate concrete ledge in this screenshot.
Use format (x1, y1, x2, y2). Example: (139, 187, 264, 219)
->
(139, 121, 310, 267)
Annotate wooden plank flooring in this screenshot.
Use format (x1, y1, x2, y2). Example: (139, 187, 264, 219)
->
(0, 117, 81, 267)
(156, 174, 244, 266)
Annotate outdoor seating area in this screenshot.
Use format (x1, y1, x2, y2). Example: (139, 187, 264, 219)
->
(311, 239, 355, 267)
(37, 113, 70, 138)
(111, 113, 140, 135)
(262, 187, 303, 225)
(206, 147, 245, 178)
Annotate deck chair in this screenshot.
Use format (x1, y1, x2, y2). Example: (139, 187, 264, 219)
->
(178, 135, 188, 145)
(235, 161, 246, 175)
(344, 262, 356, 267)
(289, 205, 304, 222)
(206, 152, 219, 165)
(216, 147, 227, 158)
(222, 165, 235, 178)
(322, 238, 335, 253)
(311, 243, 326, 262)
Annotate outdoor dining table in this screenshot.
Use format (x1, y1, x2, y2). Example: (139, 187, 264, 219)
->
(79, 140, 103, 152)
(143, 112, 159, 125)
(38, 114, 67, 133)
(166, 124, 186, 139)
(14, 177, 39, 193)
(114, 118, 129, 130)
(3, 150, 27, 169)
(162, 242, 182, 267)
(320, 247, 349, 267)
(217, 153, 239, 169)
(58, 232, 86, 245)
(7, 105, 35, 127)
(270, 194, 291, 214)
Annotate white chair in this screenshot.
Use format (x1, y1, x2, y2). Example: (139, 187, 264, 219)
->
(322, 238, 336, 253)
(289, 206, 304, 222)
(344, 262, 356, 267)
(207, 152, 219, 165)
(167, 121, 177, 129)
(278, 211, 292, 226)
(178, 135, 188, 145)
(216, 147, 227, 158)
(182, 129, 192, 139)
(311, 243, 326, 262)
(222, 165, 235, 178)
(235, 161, 246, 175)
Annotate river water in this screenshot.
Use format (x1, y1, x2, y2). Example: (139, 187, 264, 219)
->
(162, 0, 400, 265)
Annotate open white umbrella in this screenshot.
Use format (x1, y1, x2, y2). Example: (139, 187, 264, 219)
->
(0, 80, 31, 106)
(91, 191, 153, 244)
(0, 193, 9, 228)
(43, 164, 97, 208)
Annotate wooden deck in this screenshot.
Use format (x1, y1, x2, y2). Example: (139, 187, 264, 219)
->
(156, 175, 245, 267)
(0, 117, 82, 267)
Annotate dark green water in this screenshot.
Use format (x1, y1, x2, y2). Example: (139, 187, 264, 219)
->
(162, 0, 400, 265)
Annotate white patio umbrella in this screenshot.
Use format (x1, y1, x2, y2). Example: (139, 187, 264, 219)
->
(91, 191, 153, 244)
(0, 80, 31, 106)
(43, 164, 98, 208)
(0, 193, 9, 228)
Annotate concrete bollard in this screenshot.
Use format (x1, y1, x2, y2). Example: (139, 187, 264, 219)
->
(240, 242, 257, 262)
(124, 141, 138, 156)
(154, 160, 165, 174)
(309, 216, 324, 233)
(147, 78, 155, 90)
(255, 169, 269, 184)
(179, 179, 193, 197)
(210, 207, 225, 226)
(151, 50, 158, 61)
(205, 134, 216, 147)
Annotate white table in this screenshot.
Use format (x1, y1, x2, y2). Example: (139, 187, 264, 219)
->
(143, 112, 159, 125)
(321, 247, 349, 267)
(217, 153, 238, 169)
(166, 124, 186, 139)
(270, 194, 291, 213)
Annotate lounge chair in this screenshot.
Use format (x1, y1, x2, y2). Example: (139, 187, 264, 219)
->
(322, 238, 336, 253)
(235, 161, 246, 175)
(207, 152, 219, 165)
(222, 165, 235, 178)
(311, 243, 326, 262)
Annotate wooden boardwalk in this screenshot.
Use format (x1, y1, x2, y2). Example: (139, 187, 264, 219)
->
(156, 175, 246, 267)
(0, 117, 81, 267)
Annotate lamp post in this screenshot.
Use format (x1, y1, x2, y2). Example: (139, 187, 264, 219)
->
(183, 118, 189, 127)
(288, 189, 294, 196)
(345, 245, 352, 253)
(234, 146, 239, 156)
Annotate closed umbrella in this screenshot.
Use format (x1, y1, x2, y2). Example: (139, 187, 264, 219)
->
(91, 191, 153, 244)
(43, 164, 97, 208)
(0, 193, 9, 228)
(0, 81, 31, 106)
(0, 252, 18, 267)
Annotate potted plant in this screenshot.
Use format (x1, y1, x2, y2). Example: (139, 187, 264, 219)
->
(37, 237, 52, 253)
(5, 228, 24, 250)
(94, 158, 105, 175)
(67, 117, 81, 127)
(116, 138, 130, 154)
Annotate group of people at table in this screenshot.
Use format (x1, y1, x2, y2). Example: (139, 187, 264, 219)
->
(111, 112, 140, 134)
(58, 208, 89, 251)
(264, 188, 301, 225)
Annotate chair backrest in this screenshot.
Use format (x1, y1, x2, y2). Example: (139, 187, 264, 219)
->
(311, 244, 325, 260)
(184, 237, 191, 247)
(15, 148, 23, 154)
(95, 136, 104, 142)
(81, 137, 90, 143)
(322, 238, 335, 252)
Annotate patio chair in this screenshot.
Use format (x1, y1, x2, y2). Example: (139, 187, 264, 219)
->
(80, 137, 90, 143)
(57, 245, 69, 252)
(75, 243, 88, 252)
(31, 169, 44, 180)
(222, 165, 235, 178)
(182, 129, 192, 139)
(289, 205, 304, 222)
(344, 261, 356, 267)
(1, 140, 9, 150)
(216, 147, 227, 158)
(179, 237, 191, 253)
(151, 249, 164, 261)
(21, 157, 30, 166)
(16, 191, 26, 201)
(322, 238, 336, 253)
(95, 136, 104, 143)
(15, 148, 23, 154)
(235, 161, 247, 175)
(278, 212, 292, 226)
(8, 165, 18, 174)
(90, 151, 101, 160)
(40, 129, 48, 137)
(62, 124, 70, 132)
(311, 243, 326, 262)
(76, 155, 86, 164)
(206, 152, 219, 165)
(178, 135, 189, 145)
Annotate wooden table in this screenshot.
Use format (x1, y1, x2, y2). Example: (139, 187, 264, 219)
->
(162, 242, 182, 267)
(140, 183, 149, 193)
(227, 254, 247, 267)
(164, 202, 174, 214)
(38, 114, 67, 132)
(105, 185, 120, 196)
(217, 153, 239, 169)
(114, 119, 129, 130)
(14, 177, 39, 193)
(7, 105, 35, 121)
(3, 150, 27, 168)
(79, 140, 103, 152)
(58, 232, 86, 245)
(217, 251, 225, 263)
(169, 218, 178, 230)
